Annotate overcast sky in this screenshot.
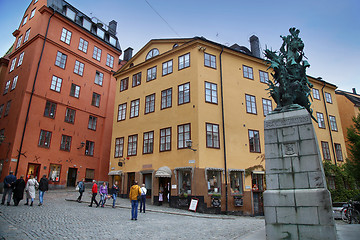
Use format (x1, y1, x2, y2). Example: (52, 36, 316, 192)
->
(1, 0, 359, 92)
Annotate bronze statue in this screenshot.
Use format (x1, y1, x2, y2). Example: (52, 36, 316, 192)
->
(265, 28, 315, 119)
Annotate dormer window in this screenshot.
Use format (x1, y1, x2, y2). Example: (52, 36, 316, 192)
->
(65, 7, 76, 21)
(146, 48, 159, 60)
(110, 36, 116, 46)
(97, 28, 105, 39)
(82, 18, 91, 31)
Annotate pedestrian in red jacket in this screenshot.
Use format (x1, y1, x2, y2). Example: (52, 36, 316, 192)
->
(88, 180, 99, 207)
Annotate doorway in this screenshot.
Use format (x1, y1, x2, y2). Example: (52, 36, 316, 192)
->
(127, 172, 135, 195)
(159, 177, 171, 204)
(67, 168, 77, 187)
(26, 163, 41, 182)
(143, 173, 152, 198)
(252, 173, 264, 216)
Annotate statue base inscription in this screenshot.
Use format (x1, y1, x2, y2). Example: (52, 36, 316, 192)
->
(263, 109, 337, 240)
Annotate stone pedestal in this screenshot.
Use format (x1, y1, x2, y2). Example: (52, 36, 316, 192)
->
(263, 109, 337, 240)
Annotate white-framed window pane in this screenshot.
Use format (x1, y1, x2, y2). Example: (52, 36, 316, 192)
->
(78, 38, 88, 53)
(17, 52, 25, 67)
(16, 36, 23, 49)
(74, 60, 84, 76)
(50, 76, 62, 92)
(106, 54, 114, 68)
(60, 28, 72, 45)
(24, 29, 31, 42)
(95, 71, 104, 86)
(11, 76, 18, 90)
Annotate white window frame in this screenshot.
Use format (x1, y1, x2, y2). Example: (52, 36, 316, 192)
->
(16, 36, 23, 49)
(95, 71, 104, 86)
(60, 28, 72, 45)
(147, 66, 157, 81)
(262, 98, 272, 116)
(246, 94, 257, 114)
(78, 38, 88, 53)
(329, 115, 338, 131)
(17, 52, 25, 67)
(50, 75, 62, 92)
(55, 51, 67, 69)
(30, 8, 36, 19)
(205, 82, 218, 104)
(9, 58, 17, 72)
(317, 112, 325, 128)
(117, 103, 126, 121)
(106, 54, 114, 68)
(93, 46, 102, 61)
(11, 76, 18, 90)
(74, 60, 84, 76)
(24, 28, 31, 42)
(325, 92, 333, 103)
(162, 60, 173, 76)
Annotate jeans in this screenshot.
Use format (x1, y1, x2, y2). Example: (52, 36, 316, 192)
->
(140, 195, 146, 213)
(1, 188, 13, 204)
(131, 200, 139, 220)
(99, 194, 107, 206)
(39, 190, 45, 204)
(112, 194, 117, 207)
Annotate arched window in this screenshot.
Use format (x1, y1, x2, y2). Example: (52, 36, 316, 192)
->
(146, 48, 159, 60)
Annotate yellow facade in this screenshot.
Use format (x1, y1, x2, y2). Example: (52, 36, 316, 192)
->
(110, 37, 347, 215)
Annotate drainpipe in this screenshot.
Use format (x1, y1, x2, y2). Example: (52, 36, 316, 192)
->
(15, 10, 55, 176)
(321, 82, 337, 166)
(219, 46, 229, 213)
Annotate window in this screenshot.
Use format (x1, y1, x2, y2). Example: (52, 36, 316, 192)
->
(206, 123, 220, 148)
(44, 101, 56, 118)
(114, 137, 124, 158)
(179, 53, 190, 70)
(335, 143, 343, 161)
(82, 18, 91, 31)
(106, 54, 114, 68)
(22, 15, 28, 26)
(205, 82, 218, 104)
(143, 131, 154, 154)
(248, 130, 260, 153)
(146, 48, 159, 60)
(327, 176, 336, 190)
(55, 51, 67, 69)
(230, 171, 243, 195)
(161, 88, 172, 109)
(4, 101, 11, 116)
(78, 38, 88, 53)
(74, 60, 84, 76)
(64, 108, 76, 124)
(60, 135, 72, 151)
(117, 103, 126, 121)
(329, 115, 338, 131)
(16, 36, 23, 49)
(91, 93, 101, 107)
(88, 115, 97, 130)
(246, 94, 257, 114)
(178, 123, 190, 149)
(145, 94, 155, 114)
(95, 71, 104, 86)
(325, 92, 333, 103)
(17, 52, 25, 67)
(132, 72, 141, 87)
(204, 53, 216, 68)
(207, 170, 221, 194)
(162, 60, 173, 76)
(96, 28, 105, 39)
(321, 141, 331, 160)
(178, 83, 190, 105)
(30, 8, 36, 19)
(262, 98, 272, 116)
(127, 135, 138, 156)
(317, 112, 325, 128)
(120, 78, 128, 92)
(65, 7, 75, 21)
(243, 65, 253, 79)
(60, 28, 72, 44)
(85, 141, 95, 156)
(9, 58, 17, 72)
(49, 164, 61, 182)
(85, 168, 95, 181)
(147, 66, 157, 81)
(178, 169, 192, 194)
(93, 46, 102, 61)
(50, 76, 62, 92)
(252, 174, 264, 191)
(160, 127, 171, 152)
(11, 76, 18, 90)
(0, 105, 3, 119)
(259, 70, 269, 83)
(38, 130, 51, 148)
(130, 99, 140, 118)
(313, 89, 320, 100)
(24, 28, 31, 42)
(70, 83, 80, 98)
(3, 81, 10, 95)
(110, 36, 116, 46)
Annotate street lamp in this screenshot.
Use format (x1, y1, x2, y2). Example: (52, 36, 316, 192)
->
(118, 157, 129, 167)
(186, 140, 197, 151)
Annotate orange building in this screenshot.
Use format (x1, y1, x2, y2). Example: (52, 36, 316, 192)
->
(0, 0, 122, 189)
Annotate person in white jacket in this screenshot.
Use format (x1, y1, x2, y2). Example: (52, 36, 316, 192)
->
(25, 175, 39, 206)
(139, 184, 147, 213)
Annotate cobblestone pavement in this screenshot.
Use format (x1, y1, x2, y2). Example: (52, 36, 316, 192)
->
(0, 189, 265, 240)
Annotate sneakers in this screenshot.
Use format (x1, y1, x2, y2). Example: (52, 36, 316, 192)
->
(38, 203, 42, 206)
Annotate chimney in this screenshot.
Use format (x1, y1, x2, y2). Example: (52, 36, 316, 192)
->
(123, 47, 133, 62)
(249, 35, 260, 58)
(108, 20, 117, 35)
(353, 88, 357, 94)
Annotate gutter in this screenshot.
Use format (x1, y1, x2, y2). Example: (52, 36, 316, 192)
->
(15, 10, 55, 176)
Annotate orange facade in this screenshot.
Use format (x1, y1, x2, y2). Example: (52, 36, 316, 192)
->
(0, 0, 121, 188)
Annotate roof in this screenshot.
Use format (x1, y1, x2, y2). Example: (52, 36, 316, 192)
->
(336, 90, 360, 107)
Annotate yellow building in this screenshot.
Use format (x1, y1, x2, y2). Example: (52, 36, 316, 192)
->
(110, 37, 346, 215)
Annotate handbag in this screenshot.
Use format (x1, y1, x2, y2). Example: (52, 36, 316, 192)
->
(75, 185, 79, 191)
(137, 195, 141, 201)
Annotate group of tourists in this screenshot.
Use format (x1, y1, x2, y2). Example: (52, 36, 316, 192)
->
(1, 171, 49, 207)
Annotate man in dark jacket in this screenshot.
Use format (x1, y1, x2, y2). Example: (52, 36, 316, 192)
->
(13, 175, 26, 206)
(1, 171, 17, 206)
(77, 178, 85, 202)
(38, 175, 49, 206)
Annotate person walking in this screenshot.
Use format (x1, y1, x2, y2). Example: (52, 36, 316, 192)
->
(77, 178, 85, 202)
(12, 175, 26, 206)
(1, 171, 17, 206)
(88, 180, 99, 207)
(140, 184, 147, 213)
(38, 175, 49, 206)
(25, 175, 39, 206)
(129, 181, 141, 220)
(99, 182, 108, 208)
(110, 181, 119, 208)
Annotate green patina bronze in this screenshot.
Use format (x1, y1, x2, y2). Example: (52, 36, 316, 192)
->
(265, 28, 315, 119)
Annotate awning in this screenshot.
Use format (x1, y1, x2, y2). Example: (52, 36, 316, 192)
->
(155, 166, 172, 178)
(108, 170, 122, 176)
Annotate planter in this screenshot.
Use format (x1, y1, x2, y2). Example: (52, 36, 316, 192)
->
(211, 195, 221, 207)
(233, 196, 243, 206)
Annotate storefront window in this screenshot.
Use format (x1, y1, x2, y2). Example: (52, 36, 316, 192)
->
(230, 171, 243, 195)
(207, 170, 221, 194)
(49, 164, 61, 182)
(178, 169, 192, 194)
(252, 173, 264, 191)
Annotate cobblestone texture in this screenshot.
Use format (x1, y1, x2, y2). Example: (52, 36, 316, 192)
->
(0, 189, 265, 239)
